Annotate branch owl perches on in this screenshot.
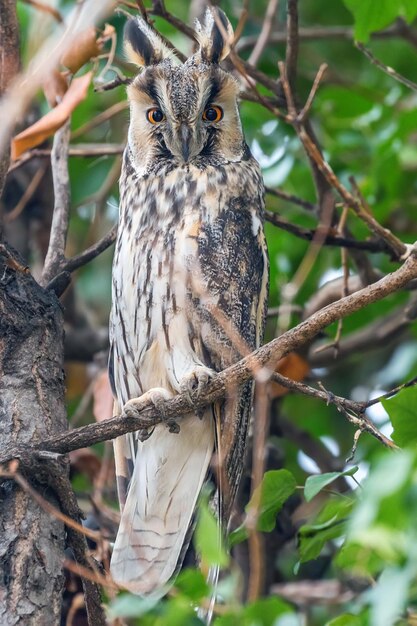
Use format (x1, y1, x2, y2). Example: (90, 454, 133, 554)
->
(109, 6, 269, 601)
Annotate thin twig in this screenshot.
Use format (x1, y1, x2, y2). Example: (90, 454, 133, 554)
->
(20, 0, 63, 22)
(356, 42, 417, 92)
(9, 144, 125, 173)
(279, 192, 334, 333)
(41, 120, 71, 286)
(266, 186, 316, 211)
(4, 162, 48, 223)
(270, 373, 396, 449)
(364, 375, 417, 408)
(0, 466, 100, 542)
(60, 223, 117, 274)
(236, 23, 415, 52)
(297, 63, 328, 122)
(247, 0, 279, 67)
(309, 294, 417, 368)
(94, 73, 132, 92)
(265, 211, 390, 254)
(247, 382, 270, 600)
(285, 0, 299, 89)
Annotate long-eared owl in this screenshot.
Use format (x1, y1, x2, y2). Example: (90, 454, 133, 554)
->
(109, 8, 269, 595)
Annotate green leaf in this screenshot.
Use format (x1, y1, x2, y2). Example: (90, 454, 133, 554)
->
(304, 467, 358, 502)
(160, 595, 204, 626)
(243, 597, 293, 625)
(229, 470, 296, 546)
(214, 597, 293, 626)
(253, 470, 297, 531)
(336, 541, 385, 577)
(401, 0, 417, 22)
(343, 0, 402, 42)
(326, 615, 363, 626)
(194, 497, 229, 567)
(370, 566, 411, 626)
(382, 385, 417, 447)
(108, 594, 159, 619)
(298, 497, 354, 563)
(174, 568, 209, 601)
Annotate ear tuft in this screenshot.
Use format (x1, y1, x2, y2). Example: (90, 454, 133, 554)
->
(195, 8, 234, 64)
(124, 17, 172, 67)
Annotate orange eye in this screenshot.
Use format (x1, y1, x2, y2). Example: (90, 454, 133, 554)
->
(147, 108, 165, 124)
(202, 105, 223, 123)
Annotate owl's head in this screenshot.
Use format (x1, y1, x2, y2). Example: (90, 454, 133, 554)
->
(125, 9, 246, 174)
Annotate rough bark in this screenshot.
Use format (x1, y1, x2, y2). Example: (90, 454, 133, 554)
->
(0, 246, 67, 626)
(0, 0, 20, 208)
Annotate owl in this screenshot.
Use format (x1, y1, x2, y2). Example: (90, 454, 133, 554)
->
(108, 8, 269, 597)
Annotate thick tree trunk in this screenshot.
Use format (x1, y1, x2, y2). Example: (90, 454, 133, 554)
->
(0, 0, 20, 207)
(0, 247, 67, 626)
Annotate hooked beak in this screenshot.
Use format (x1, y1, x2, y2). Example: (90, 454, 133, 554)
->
(180, 124, 192, 162)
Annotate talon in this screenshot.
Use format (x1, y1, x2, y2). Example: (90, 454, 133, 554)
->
(121, 387, 174, 436)
(179, 366, 215, 404)
(122, 404, 140, 419)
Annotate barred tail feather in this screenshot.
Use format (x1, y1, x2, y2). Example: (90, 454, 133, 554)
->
(111, 411, 215, 595)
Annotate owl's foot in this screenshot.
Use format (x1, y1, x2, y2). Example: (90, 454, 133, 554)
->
(122, 388, 174, 440)
(180, 366, 215, 411)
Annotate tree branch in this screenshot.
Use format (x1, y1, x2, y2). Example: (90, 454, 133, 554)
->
(0, 0, 20, 223)
(41, 120, 71, 286)
(265, 211, 391, 254)
(61, 223, 117, 274)
(2, 246, 415, 460)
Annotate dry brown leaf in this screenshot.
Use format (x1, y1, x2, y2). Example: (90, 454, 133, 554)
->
(93, 370, 114, 423)
(43, 69, 68, 107)
(65, 362, 90, 400)
(97, 23, 115, 46)
(69, 448, 102, 483)
(61, 23, 114, 74)
(61, 27, 100, 74)
(11, 71, 92, 160)
(270, 352, 310, 399)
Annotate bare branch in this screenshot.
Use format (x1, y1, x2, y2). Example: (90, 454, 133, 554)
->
(61, 223, 117, 274)
(71, 102, 128, 139)
(356, 42, 417, 92)
(270, 373, 396, 449)
(271, 580, 356, 606)
(237, 23, 417, 52)
(285, 0, 299, 89)
(247, 0, 279, 67)
(247, 381, 270, 600)
(283, 87, 409, 259)
(309, 295, 417, 368)
(41, 120, 71, 286)
(4, 161, 48, 223)
(265, 211, 390, 254)
(364, 375, 417, 408)
(266, 186, 316, 212)
(9, 143, 125, 173)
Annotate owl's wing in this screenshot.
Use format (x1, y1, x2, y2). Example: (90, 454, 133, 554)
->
(198, 195, 269, 520)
